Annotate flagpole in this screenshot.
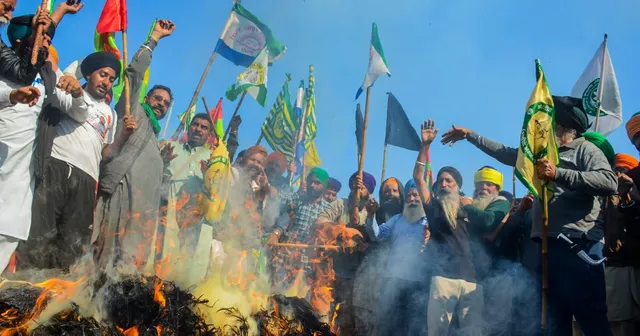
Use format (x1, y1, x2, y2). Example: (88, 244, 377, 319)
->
(255, 132, 264, 146)
(290, 98, 311, 186)
(201, 96, 211, 112)
(380, 144, 388, 182)
(223, 91, 247, 141)
(593, 33, 608, 133)
(121, 30, 132, 116)
(353, 86, 371, 222)
(541, 190, 549, 329)
(31, 0, 48, 65)
(161, 101, 175, 139)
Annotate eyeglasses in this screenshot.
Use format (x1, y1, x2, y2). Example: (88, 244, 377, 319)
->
(150, 95, 171, 108)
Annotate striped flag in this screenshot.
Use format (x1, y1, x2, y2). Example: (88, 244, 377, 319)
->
(178, 103, 196, 143)
(355, 22, 391, 100)
(261, 74, 297, 158)
(303, 65, 318, 147)
(45, 0, 56, 14)
(206, 98, 224, 148)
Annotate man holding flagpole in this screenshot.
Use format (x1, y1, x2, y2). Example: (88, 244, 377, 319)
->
(441, 94, 617, 334)
(93, 19, 176, 272)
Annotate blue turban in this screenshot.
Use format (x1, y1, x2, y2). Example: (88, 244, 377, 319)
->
(349, 171, 376, 194)
(327, 177, 342, 192)
(7, 15, 56, 47)
(404, 179, 417, 195)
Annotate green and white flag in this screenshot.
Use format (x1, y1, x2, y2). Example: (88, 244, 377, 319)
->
(355, 22, 391, 100)
(571, 39, 622, 136)
(226, 48, 268, 107)
(178, 102, 196, 129)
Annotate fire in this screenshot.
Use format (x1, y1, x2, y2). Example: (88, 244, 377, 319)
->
(153, 280, 167, 308)
(330, 303, 340, 334)
(123, 326, 139, 336)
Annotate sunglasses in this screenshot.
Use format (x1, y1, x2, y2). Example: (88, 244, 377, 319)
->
(149, 95, 171, 108)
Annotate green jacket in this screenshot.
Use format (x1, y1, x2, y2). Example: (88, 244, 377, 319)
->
(464, 196, 511, 233)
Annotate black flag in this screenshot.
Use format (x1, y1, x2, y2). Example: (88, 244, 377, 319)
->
(355, 103, 364, 155)
(385, 93, 421, 151)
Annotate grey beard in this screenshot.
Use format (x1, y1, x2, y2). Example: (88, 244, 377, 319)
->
(437, 192, 460, 229)
(402, 203, 425, 223)
(472, 192, 498, 211)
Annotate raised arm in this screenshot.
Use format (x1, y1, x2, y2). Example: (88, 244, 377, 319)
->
(0, 10, 50, 85)
(50, 0, 84, 26)
(414, 120, 438, 205)
(364, 198, 396, 242)
(115, 20, 175, 116)
(441, 125, 518, 167)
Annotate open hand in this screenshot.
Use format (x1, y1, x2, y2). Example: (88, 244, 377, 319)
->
(122, 114, 138, 137)
(441, 125, 472, 147)
(151, 19, 176, 40)
(59, 0, 84, 14)
(10, 86, 41, 106)
(160, 143, 177, 165)
(56, 76, 83, 98)
(420, 120, 439, 145)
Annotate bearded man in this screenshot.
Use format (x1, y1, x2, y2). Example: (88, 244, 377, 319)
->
(413, 120, 482, 336)
(324, 177, 341, 203)
(441, 96, 617, 335)
(365, 179, 428, 335)
(375, 177, 405, 224)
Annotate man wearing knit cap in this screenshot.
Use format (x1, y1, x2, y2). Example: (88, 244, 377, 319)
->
(92, 20, 176, 272)
(441, 95, 617, 335)
(603, 153, 640, 336)
(316, 170, 377, 334)
(413, 120, 482, 335)
(364, 179, 428, 335)
(324, 177, 341, 203)
(16, 50, 129, 270)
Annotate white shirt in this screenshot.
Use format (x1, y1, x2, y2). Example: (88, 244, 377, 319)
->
(51, 91, 117, 181)
(0, 71, 61, 240)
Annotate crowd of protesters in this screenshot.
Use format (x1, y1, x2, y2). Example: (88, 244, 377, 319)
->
(0, 2, 638, 336)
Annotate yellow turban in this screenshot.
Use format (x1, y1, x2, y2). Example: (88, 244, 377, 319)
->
(48, 46, 59, 65)
(474, 167, 503, 191)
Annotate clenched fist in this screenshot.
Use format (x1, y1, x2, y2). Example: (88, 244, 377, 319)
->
(56, 76, 83, 98)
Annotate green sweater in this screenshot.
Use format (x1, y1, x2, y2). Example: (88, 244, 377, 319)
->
(463, 197, 511, 233)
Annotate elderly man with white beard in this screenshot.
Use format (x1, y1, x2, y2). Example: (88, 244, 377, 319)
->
(413, 120, 483, 336)
(364, 179, 429, 336)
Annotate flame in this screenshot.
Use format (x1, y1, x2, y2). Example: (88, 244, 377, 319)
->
(153, 280, 167, 308)
(123, 326, 139, 336)
(155, 325, 163, 336)
(330, 303, 340, 333)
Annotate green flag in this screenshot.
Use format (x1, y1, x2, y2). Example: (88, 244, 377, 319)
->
(261, 74, 297, 158)
(226, 48, 268, 107)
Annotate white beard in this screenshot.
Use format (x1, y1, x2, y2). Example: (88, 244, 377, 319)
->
(437, 191, 460, 229)
(402, 202, 425, 223)
(472, 192, 498, 211)
(0, 18, 7, 26)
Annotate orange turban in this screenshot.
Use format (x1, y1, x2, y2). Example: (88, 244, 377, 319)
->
(244, 145, 267, 159)
(625, 112, 640, 142)
(48, 46, 59, 65)
(266, 152, 287, 174)
(615, 153, 639, 171)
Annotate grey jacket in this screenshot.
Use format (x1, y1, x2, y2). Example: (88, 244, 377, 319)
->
(99, 38, 158, 195)
(467, 132, 617, 241)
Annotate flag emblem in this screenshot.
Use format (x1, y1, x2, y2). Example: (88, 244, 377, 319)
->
(581, 79, 605, 117)
(241, 60, 266, 85)
(520, 102, 554, 162)
(273, 113, 286, 138)
(235, 27, 266, 55)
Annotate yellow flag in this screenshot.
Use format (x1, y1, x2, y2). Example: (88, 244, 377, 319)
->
(198, 142, 232, 222)
(292, 140, 322, 188)
(516, 60, 559, 200)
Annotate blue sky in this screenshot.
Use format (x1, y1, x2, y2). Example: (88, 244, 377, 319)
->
(15, 0, 640, 197)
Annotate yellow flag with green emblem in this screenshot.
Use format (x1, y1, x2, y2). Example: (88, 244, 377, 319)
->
(516, 60, 559, 200)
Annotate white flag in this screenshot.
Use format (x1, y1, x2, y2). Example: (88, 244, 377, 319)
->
(571, 40, 622, 136)
(355, 23, 391, 100)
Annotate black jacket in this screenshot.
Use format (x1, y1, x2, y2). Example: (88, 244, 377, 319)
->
(0, 36, 47, 85)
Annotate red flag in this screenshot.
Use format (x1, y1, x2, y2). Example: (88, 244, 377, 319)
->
(96, 0, 128, 34)
(206, 98, 224, 148)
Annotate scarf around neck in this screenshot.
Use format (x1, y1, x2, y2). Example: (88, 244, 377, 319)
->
(141, 103, 161, 135)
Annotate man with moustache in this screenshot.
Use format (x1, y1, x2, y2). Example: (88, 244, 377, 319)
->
(375, 177, 405, 224)
(324, 177, 341, 203)
(93, 20, 176, 271)
(414, 120, 482, 336)
(440, 96, 617, 335)
(365, 179, 429, 336)
(18, 51, 131, 271)
(153, 113, 213, 272)
(316, 171, 377, 335)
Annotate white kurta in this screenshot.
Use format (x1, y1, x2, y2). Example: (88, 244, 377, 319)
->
(0, 74, 53, 241)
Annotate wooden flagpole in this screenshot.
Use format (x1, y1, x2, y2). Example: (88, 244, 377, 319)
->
(255, 133, 264, 146)
(122, 30, 131, 116)
(541, 189, 549, 329)
(380, 144, 388, 182)
(171, 50, 217, 139)
(201, 96, 211, 112)
(223, 91, 247, 141)
(352, 87, 371, 223)
(31, 1, 48, 65)
(593, 33, 608, 133)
